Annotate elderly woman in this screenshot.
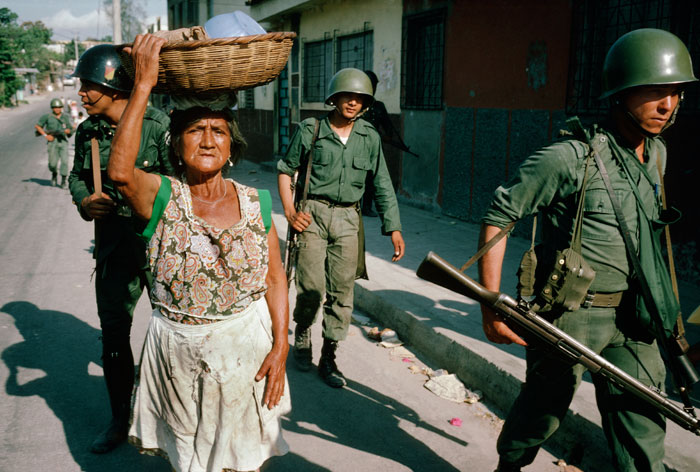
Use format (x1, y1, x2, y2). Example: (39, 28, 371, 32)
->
(107, 35, 290, 471)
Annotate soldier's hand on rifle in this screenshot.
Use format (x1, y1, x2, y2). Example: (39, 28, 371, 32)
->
(287, 209, 312, 232)
(481, 306, 527, 346)
(81, 193, 117, 220)
(45, 134, 55, 142)
(390, 231, 405, 261)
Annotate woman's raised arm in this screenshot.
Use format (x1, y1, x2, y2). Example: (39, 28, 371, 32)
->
(107, 34, 166, 221)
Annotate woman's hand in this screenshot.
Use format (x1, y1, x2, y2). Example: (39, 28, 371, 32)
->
(123, 34, 166, 91)
(255, 342, 289, 409)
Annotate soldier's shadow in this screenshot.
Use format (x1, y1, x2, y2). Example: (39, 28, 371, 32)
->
(1, 301, 168, 472)
(21, 178, 54, 188)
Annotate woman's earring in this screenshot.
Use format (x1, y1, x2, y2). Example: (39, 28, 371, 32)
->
(228, 156, 233, 167)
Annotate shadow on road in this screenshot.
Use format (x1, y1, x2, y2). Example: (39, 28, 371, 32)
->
(1, 301, 168, 472)
(21, 177, 55, 188)
(266, 363, 465, 471)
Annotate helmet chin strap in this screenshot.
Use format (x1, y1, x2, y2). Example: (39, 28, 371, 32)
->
(613, 91, 683, 138)
(84, 92, 106, 108)
(332, 104, 368, 123)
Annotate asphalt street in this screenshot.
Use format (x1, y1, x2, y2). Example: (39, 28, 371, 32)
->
(0, 93, 566, 471)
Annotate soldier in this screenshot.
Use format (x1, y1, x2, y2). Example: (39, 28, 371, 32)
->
(277, 68, 405, 388)
(67, 44, 173, 454)
(478, 29, 696, 472)
(35, 98, 73, 187)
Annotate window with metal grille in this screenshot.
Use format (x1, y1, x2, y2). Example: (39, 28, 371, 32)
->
(240, 88, 255, 110)
(187, 0, 198, 26)
(567, 0, 700, 116)
(303, 39, 333, 103)
(336, 31, 373, 71)
(401, 9, 445, 110)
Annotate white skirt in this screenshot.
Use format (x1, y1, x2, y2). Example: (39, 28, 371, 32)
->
(130, 298, 291, 472)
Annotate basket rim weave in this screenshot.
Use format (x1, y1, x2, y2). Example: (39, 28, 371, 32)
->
(118, 31, 297, 50)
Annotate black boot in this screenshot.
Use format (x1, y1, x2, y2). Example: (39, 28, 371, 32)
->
(494, 459, 521, 472)
(91, 347, 134, 454)
(293, 324, 313, 372)
(60, 175, 67, 189)
(50, 172, 57, 187)
(318, 338, 346, 388)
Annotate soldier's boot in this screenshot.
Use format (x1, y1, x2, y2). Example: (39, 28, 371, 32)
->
(60, 175, 67, 189)
(50, 172, 57, 187)
(292, 324, 313, 372)
(318, 338, 346, 388)
(494, 459, 521, 472)
(91, 348, 134, 454)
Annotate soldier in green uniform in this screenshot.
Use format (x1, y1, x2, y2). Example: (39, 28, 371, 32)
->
(35, 98, 73, 187)
(478, 29, 696, 472)
(277, 68, 405, 388)
(67, 44, 173, 454)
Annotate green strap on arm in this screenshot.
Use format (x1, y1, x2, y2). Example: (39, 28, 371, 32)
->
(258, 189, 272, 234)
(141, 175, 172, 242)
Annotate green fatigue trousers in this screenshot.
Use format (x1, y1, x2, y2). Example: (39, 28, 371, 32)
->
(293, 199, 360, 341)
(497, 303, 666, 472)
(47, 139, 69, 177)
(95, 240, 151, 418)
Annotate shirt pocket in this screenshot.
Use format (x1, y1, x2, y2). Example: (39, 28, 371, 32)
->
(350, 153, 373, 187)
(311, 148, 333, 180)
(136, 139, 159, 172)
(581, 188, 618, 241)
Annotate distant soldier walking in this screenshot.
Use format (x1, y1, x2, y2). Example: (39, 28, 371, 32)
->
(35, 98, 73, 188)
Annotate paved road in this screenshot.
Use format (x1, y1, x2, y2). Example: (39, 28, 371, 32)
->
(0, 93, 564, 471)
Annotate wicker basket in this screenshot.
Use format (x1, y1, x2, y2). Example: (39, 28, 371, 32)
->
(119, 32, 296, 94)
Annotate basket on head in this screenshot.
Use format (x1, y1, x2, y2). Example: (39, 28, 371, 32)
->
(118, 32, 296, 94)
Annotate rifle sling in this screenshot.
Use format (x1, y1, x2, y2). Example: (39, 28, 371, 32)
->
(590, 145, 697, 408)
(298, 118, 321, 210)
(460, 221, 515, 273)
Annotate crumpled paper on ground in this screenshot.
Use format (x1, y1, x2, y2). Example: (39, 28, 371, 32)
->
(424, 372, 483, 404)
(367, 327, 403, 347)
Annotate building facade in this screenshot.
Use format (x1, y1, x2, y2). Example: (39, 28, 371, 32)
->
(168, 0, 700, 280)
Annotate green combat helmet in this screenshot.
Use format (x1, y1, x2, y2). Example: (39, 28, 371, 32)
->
(600, 28, 697, 99)
(50, 99, 63, 108)
(325, 68, 374, 108)
(71, 44, 133, 92)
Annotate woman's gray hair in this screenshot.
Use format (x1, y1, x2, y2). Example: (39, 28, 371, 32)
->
(169, 107, 247, 175)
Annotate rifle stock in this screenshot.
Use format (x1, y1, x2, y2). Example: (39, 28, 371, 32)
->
(416, 251, 700, 436)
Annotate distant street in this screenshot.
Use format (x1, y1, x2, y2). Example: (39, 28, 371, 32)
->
(0, 93, 564, 472)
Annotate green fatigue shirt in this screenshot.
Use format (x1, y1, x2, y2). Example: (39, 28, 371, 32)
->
(68, 106, 173, 264)
(482, 124, 664, 293)
(277, 115, 402, 234)
(37, 113, 72, 140)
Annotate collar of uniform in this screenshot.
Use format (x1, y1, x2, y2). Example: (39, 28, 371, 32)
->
(318, 114, 370, 140)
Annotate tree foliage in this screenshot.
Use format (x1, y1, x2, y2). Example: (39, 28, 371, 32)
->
(102, 0, 147, 43)
(0, 7, 60, 106)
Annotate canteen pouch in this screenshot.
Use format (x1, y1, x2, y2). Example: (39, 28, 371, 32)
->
(537, 247, 595, 312)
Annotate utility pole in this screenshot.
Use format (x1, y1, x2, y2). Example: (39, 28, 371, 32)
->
(74, 35, 79, 61)
(113, 0, 122, 44)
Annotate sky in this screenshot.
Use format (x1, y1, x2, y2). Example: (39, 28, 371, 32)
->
(4, 0, 168, 41)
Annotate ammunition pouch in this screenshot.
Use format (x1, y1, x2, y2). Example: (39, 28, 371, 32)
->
(534, 247, 596, 312)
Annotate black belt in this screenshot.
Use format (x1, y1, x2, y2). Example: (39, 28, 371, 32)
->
(307, 195, 358, 208)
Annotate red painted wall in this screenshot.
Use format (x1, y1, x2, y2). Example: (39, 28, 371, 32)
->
(443, 0, 572, 109)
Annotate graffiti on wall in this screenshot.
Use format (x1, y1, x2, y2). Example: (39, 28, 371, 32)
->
(377, 56, 397, 94)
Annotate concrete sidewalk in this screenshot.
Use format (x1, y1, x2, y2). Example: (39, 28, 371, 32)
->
(243, 159, 700, 471)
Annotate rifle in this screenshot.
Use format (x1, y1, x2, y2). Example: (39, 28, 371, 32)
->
(283, 119, 321, 287)
(283, 170, 300, 286)
(416, 251, 700, 436)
